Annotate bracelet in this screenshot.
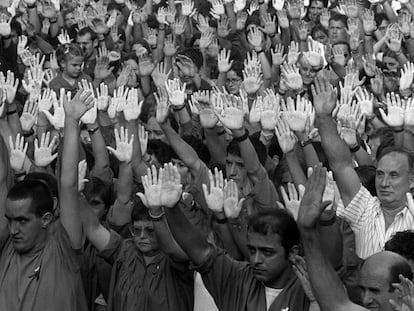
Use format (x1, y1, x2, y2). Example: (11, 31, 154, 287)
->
(319, 215, 336, 226)
(49, 18, 57, 23)
(233, 129, 249, 142)
(350, 144, 361, 153)
(214, 216, 228, 224)
(173, 105, 186, 111)
(255, 49, 264, 54)
(217, 130, 225, 136)
(27, 4, 36, 9)
(364, 33, 373, 37)
(393, 127, 404, 133)
(268, 33, 276, 38)
(7, 110, 17, 115)
(148, 209, 165, 221)
(88, 127, 99, 135)
(23, 129, 35, 137)
(300, 139, 313, 148)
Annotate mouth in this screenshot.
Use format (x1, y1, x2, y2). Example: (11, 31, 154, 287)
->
(379, 190, 392, 196)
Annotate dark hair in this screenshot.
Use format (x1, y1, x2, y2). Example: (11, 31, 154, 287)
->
(310, 0, 328, 7)
(376, 146, 414, 171)
(329, 13, 348, 28)
(147, 139, 175, 164)
(229, 60, 244, 80)
(375, 13, 389, 28)
(385, 231, 414, 262)
(388, 260, 413, 291)
(83, 177, 113, 211)
(182, 135, 211, 165)
(24, 172, 59, 199)
(355, 165, 377, 196)
(178, 48, 203, 70)
(227, 135, 267, 166)
(62, 8, 74, 20)
(311, 23, 329, 39)
(131, 197, 151, 222)
(7, 180, 54, 217)
(248, 208, 300, 256)
(77, 26, 97, 42)
(56, 43, 84, 67)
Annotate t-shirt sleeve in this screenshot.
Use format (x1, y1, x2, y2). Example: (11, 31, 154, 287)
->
(97, 229, 123, 265)
(189, 161, 210, 213)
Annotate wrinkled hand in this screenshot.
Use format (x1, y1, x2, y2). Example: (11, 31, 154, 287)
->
(9, 134, 28, 172)
(202, 168, 225, 213)
(34, 132, 58, 167)
(106, 127, 134, 163)
(223, 179, 245, 219)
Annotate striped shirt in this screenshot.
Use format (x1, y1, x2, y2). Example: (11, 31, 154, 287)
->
(337, 186, 414, 259)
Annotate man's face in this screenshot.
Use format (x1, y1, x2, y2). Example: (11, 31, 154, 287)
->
(171, 158, 190, 186)
(309, 0, 324, 22)
(313, 29, 329, 45)
(226, 153, 248, 191)
(130, 220, 159, 255)
(299, 57, 320, 85)
(64, 12, 76, 29)
(329, 20, 347, 42)
(225, 70, 242, 95)
(247, 232, 291, 286)
(5, 198, 49, 254)
(146, 117, 167, 142)
(360, 262, 400, 311)
(376, 152, 412, 208)
(76, 33, 95, 58)
(175, 57, 197, 87)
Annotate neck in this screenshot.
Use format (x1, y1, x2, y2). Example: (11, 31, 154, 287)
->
(22, 231, 48, 256)
(264, 264, 294, 289)
(62, 72, 76, 85)
(381, 199, 406, 212)
(143, 250, 161, 265)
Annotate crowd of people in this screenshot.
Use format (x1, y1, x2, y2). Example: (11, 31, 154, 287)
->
(2, 0, 414, 310)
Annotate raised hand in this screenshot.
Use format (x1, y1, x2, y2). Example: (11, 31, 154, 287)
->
(156, 7, 168, 25)
(249, 96, 262, 123)
(124, 88, 143, 121)
(276, 9, 290, 29)
(291, 255, 317, 302)
(362, 54, 376, 77)
(271, 44, 285, 66)
(80, 97, 97, 125)
(272, 0, 285, 10)
(275, 116, 297, 154)
(355, 87, 374, 118)
(160, 163, 183, 207)
(223, 179, 245, 219)
(303, 40, 322, 67)
(42, 89, 65, 130)
(281, 63, 303, 91)
(137, 54, 154, 77)
(17, 35, 28, 57)
(234, 0, 247, 12)
(247, 26, 263, 49)
(202, 168, 225, 213)
(400, 62, 414, 93)
(112, 85, 128, 112)
(320, 8, 330, 29)
(218, 48, 233, 73)
(173, 16, 186, 36)
(282, 95, 314, 132)
(0, 70, 19, 104)
(94, 49, 114, 81)
(217, 15, 229, 38)
(64, 89, 95, 122)
(279, 183, 305, 220)
(404, 97, 414, 127)
(236, 11, 248, 30)
(154, 87, 170, 124)
(96, 82, 109, 111)
(337, 102, 363, 148)
(196, 14, 210, 33)
(247, 0, 259, 15)
(20, 100, 38, 132)
(57, 29, 72, 45)
(297, 164, 329, 230)
(22, 68, 43, 103)
(199, 30, 214, 49)
(389, 275, 414, 311)
(165, 78, 186, 108)
(260, 93, 280, 130)
(379, 92, 405, 128)
(242, 66, 262, 94)
(386, 27, 403, 52)
(152, 61, 172, 88)
(106, 127, 134, 163)
(213, 94, 244, 130)
(262, 13, 276, 36)
(34, 132, 58, 167)
(194, 98, 218, 128)
(163, 34, 177, 57)
(9, 134, 28, 172)
(311, 76, 337, 116)
(182, 0, 196, 16)
(137, 165, 162, 208)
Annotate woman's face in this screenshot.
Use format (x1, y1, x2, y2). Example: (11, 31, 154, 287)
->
(124, 59, 139, 87)
(226, 70, 242, 95)
(299, 57, 319, 85)
(308, 0, 324, 22)
(64, 12, 76, 29)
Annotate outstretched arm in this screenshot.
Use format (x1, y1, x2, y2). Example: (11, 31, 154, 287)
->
(61, 90, 95, 249)
(312, 77, 361, 207)
(297, 165, 367, 311)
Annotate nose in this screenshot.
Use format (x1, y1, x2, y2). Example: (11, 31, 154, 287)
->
(362, 291, 373, 307)
(229, 163, 237, 177)
(148, 132, 155, 140)
(252, 252, 263, 265)
(380, 176, 390, 187)
(9, 222, 19, 235)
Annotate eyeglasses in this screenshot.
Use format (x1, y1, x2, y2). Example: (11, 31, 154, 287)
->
(129, 225, 155, 237)
(226, 78, 242, 84)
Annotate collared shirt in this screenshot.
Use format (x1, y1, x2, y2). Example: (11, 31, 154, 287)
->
(99, 230, 194, 311)
(337, 186, 414, 259)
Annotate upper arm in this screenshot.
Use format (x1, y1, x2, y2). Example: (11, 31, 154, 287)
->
(332, 164, 361, 207)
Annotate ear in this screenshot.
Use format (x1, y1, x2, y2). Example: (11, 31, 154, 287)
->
(41, 212, 54, 228)
(409, 173, 414, 191)
(93, 39, 99, 48)
(288, 245, 299, 262)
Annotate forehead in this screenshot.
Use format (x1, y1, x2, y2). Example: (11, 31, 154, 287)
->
(77, 34, 92, 43)
(329, 20, 345, 28)
(227, 70, 240, 79)
(146, 117, 162, 131)
(360, 264, 390, 288)
(377, 153, 410, 172)
(133, 220, 153, 228)
(310, 1, 324, 8)
(5, 198, 33, 218)
(125, 59, 138, 69)
(226, 153, 244, 164)
(247, 232, 283, 249)
(333, 43, 349, 52)
(67, 56, 84, 64)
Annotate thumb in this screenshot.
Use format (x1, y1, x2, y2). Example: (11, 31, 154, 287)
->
(320, 201, 333, 213)
(136, 192, 149, 207)
(202, 184, 209, 199)
(42, 110, 54, 123)
(106, 146, 117, 157)
(379, 108, 388, 122)
(237, 198, 246, 209)
(276, 201, 285, 209)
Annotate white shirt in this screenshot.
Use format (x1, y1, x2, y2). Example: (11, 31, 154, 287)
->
(337, 186, 414, 259)
(265, 287, 282, 310)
